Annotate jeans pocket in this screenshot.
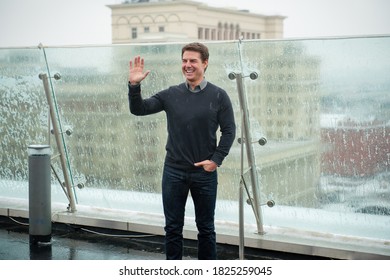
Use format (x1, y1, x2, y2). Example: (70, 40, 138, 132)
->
(202, 166, 216, 173)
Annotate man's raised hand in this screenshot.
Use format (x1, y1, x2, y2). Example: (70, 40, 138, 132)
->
(129, 56, 150, 85)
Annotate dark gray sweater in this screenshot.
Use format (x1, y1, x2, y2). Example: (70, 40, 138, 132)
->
(128, 82, 236, 170)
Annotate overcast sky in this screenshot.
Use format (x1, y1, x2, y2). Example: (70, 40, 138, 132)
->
(0, 0, 389, 47)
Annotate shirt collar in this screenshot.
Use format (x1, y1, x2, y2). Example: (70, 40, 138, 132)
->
(185, 79, 207, 93)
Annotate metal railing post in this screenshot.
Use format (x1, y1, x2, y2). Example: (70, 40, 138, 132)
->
(230, 70, 270, 259)
(231, 72, 264, 235)
(39, 73, 77, 212)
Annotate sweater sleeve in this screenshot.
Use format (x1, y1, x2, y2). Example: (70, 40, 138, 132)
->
(128, 83, 164, 116)
(210, 91, 236, 166)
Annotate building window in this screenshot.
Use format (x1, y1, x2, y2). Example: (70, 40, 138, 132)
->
(229, 24, 234, 40)
(205, 28, 210, 40)
(211, 29, 216, 40)
(235, 30, 240, 40)
(159, 26, 165, 32)
(131, 27, 137, 39)
(198, 27, 203, 39)
(235, 24, 240, 39)
(144, 26, 150, 33)
(224, 23, 228, 40)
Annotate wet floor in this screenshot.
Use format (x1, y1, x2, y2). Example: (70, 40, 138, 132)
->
(0, 216, 331, 260)
(0, 217, 178, 260)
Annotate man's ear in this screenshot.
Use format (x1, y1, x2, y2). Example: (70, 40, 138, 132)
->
(203, 59, 209, 72)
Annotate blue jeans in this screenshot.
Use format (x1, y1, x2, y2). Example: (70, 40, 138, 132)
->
(162, 164, 218, 260)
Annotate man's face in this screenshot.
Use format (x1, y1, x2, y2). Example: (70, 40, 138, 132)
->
(182, 51, 208, 84)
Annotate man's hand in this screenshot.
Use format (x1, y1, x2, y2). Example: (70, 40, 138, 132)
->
(194, 160, 218, 172)
(129, 56, 150, 85)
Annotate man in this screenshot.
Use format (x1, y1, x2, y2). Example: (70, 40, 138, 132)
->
(128, 42, 236, 260)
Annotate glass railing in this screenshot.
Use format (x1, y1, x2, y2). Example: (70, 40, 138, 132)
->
(1, 37, 389, 249)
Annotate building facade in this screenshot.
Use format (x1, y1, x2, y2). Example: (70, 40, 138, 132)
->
(321, 117, 390, 177)
(107, 0, 285, 43)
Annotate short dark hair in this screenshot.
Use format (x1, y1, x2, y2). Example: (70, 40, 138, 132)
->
(181, 42, 209, 63)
